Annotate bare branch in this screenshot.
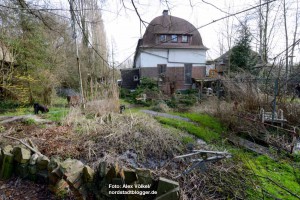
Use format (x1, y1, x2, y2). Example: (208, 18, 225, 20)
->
(3, 135, 43, 156)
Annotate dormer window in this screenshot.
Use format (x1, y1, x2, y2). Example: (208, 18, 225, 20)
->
(171, 35, 178, 42)
(182, 35, 188, 43)
(160, 35, 167, 42)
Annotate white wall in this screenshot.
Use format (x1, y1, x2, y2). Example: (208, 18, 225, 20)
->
(135, 52, 141, 68)
(135, 48, 206, 68)
(168, 49, 206, 64)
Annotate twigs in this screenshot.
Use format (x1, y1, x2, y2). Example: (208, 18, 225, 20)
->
(2, 135, 43, 156)
(174, 150, 232, 178)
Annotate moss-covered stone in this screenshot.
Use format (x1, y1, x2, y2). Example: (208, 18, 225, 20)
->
(49, 170, 61, 185)
(0, 151, 14, 180)
(59, 158, 84, 176)
(29, 153, 39, 165)
(16, 163, 29, 178)
(155, 187, 180, 200)
(47, 157, 60, 172)
(37, 155, 50, 170)
(83, 165, 94, 183)
(36, 170, 49, 184)
(105, 163, 119, 183)
(156, 177, 179, 200)
(98, 161, 107, 178)
(136, 168, 152, 185)
(123, 168, 137, 184)
(28, 165, 37, 174)
(58, 159, 84, 190)
(49, 179, 69, 198)
(2, 145, 13, 154)
(13, 146, 31, 164)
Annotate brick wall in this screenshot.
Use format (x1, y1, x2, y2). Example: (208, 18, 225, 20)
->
(140, 66, 205, 94)
(192, 66, 206, 79)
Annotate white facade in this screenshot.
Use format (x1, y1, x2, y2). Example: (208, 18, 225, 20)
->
(135, 48, 206, 68)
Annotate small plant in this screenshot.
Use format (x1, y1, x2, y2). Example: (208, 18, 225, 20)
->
(45, 108, 69, 122)
(22, 118, 36, 125)
(181, 136, 195, 144)
(0, 125, 5, 132)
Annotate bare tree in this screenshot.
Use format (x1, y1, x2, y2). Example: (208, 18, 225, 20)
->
(290, 0, 299, 74)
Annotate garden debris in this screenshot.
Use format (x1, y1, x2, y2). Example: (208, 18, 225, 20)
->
(228, 136, 275, 159)
(174, 150, 231, 178)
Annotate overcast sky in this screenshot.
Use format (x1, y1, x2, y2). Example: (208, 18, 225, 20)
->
(100, 0, 299, 66)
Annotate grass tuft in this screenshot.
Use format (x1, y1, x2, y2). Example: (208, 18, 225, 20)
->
(156, 117, 219, 142)
(177, 112, 225, 133)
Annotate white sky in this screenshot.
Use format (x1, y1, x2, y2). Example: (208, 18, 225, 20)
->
(101, 0, 299, 65)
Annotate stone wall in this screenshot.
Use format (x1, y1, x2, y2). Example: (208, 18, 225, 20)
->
(0, 144, 180, 200)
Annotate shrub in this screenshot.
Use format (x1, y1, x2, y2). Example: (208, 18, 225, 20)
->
(0, 100, 20, 113)
(120, 78, 160, 106)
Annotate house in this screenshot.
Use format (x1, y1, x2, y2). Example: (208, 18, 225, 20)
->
(121, 10, 208, 94)
(214, 49, 261, 75)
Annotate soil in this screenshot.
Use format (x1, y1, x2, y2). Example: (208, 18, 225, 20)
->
(0, 116, 80, 199)
(0, 177, 60, 200)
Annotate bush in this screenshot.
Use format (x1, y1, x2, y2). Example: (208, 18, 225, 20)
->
(165, 94, 197, 110)
(121, 77, 160, 106)
(0, 100, 20, 113)
(151, 101, 171, 112)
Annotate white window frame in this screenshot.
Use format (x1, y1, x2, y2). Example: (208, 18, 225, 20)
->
(182, 35, 188, 43)
(160, 35, 167, 42)
(171, 35, 178, 42)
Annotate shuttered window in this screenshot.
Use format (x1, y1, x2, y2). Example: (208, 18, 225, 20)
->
(184, 64, 192, 84)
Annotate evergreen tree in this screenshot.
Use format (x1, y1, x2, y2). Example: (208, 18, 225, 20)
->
(230, 25, 257, 72)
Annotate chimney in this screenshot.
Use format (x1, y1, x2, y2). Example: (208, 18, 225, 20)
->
(163, 10, 168, 16)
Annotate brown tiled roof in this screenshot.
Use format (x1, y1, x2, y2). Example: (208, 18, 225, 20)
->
(141, 14, 207, 49)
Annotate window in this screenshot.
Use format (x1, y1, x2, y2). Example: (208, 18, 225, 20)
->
(160, 35, 167, 42)
(171, 35, 178, 42)
(157, 64, 167, 75)
(184, 64, 192, 84)
(182, 35, 188, 43)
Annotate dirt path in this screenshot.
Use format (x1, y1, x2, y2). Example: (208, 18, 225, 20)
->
(0, 115, 52, 124)
(141, 110, 192, 122)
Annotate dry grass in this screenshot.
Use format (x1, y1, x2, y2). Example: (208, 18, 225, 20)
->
(83, 113, 186, 166)
(85, 98, 120, 117)
(278, 101, 300, 126)
(63, 104, 188, 168)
